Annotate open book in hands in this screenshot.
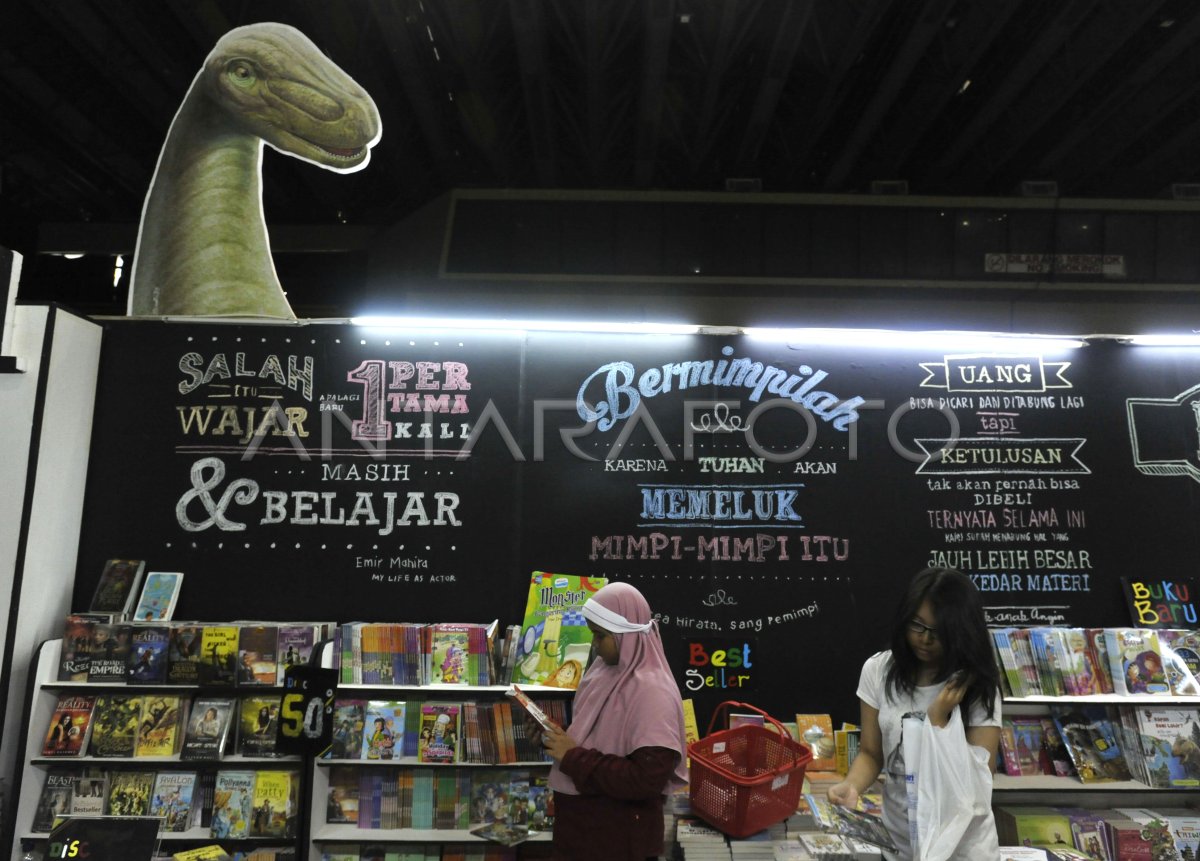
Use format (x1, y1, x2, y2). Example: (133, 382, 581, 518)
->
(508, 684, 563, 732)
(803, 792, 899, 853)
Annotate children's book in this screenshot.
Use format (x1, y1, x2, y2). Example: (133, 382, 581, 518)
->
(429, 624, 472, 685)
(1000, 717, 1053, 776)
(86, 622, 132, 682)
(1051, 705, 1132, 782)
(211, 770, 256, 839)
(417, 702, 461, 763)
(1158, 629, 1200, 696)
(1121, 575, 1200, 629)
(237, 624, 279, 686)
(249, 769, 294, 837)
(135, 694, 184, 757)
(198, 624, 240, 686)
(126, 624, 170, 683)
(150, 771, 197, 832)
(105, 769, 155, 815)
(795, 713, 836, 771)
(167, 624, 204, 685)
(181, 696, 236, 760)
(509, 684, 563, 732)
(1104, 628, 1170, 695)
(88, 558, 145, 618)
(510, 571, 607, 688)
(41, 693, 95, 757)
(363, 700, 405, 760)
(88, 693, 144, 757)
(70, 769, 108, 817)
(131, 571, 184, 622)
(804, 792, 899, 853)
(327, 699, 365, 759)
(1135, 707, 1200, 788)
(32, 769, 78, 831)
(238, 694, 282, 757)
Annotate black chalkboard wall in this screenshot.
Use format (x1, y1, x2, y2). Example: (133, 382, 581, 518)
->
(73, 320, 1200, 728)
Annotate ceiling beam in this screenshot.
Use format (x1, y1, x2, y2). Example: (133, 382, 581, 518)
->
(510, 0, 558, 185)
(633, 0, 676, 187)
(687, 0, 760, 177)
(823, 0, 956, 190)
(960, 0, 1167, 189)
(733, 0, 815, 172)
(1035, 7, 1200, 179)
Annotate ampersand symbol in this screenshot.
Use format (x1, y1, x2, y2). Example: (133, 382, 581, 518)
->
(175, 456, 260, 532)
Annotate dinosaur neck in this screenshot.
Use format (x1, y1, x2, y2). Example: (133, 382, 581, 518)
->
(132, 90, 292, 317)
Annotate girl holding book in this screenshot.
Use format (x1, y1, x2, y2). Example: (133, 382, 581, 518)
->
(534, 582, 688, 861)
(828, 567, 1002, 860)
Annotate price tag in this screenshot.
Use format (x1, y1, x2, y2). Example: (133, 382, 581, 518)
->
(771, 773, 789, 790)
(275, 664, 338, 755)
(712, 741, 726, 754)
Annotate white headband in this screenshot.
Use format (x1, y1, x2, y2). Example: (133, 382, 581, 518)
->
(582, 598, 653, 634)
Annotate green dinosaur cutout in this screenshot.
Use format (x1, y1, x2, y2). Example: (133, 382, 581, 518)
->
(129, 22, 381, 318)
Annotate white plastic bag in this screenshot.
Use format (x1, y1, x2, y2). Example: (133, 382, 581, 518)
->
(902, 708, 998, 861)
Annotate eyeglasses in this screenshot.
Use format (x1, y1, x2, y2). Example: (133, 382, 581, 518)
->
(907, 619, 940, 641)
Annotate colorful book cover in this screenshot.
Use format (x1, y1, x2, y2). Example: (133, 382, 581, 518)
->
(327, 699, 365, 760)
(429, 625, 471, 684)
(249, 769, 294, 837)
(105, 769, 155, 816)
(88, 558, 145, 618)
(510, 571, 606, 688)
(1158, 629, 1200, 695)
(150, 771, 197, 832)
(32, 769, 78, 832)
(181, 696, 235, 760)
(167, 624, 204, 685)
(88, 693, 144, 757)
(70, 769, 108, 817)
(41, 694, 95, 757)
(210, 770, 256, 839)
(134, 694, 184, 757)
(131, 571, 184, 622)
(237, 624, 279, 686)
(1136, 708, 1200, 788)
(276, 623, 318, 684)
(1001, 717, 1052, 776)
(417, 702, 461, 763)
(363, 700, 405, 760)
(86, 623, 132, 682)
(238, 694, 281, 757)
(125, 624, 170, 683)
(795, 713, 837, 771)
(1104, 628, 1170, 695)
(58, 615, 98, 682)
(198, 624, 240, 686)
(1051, 705, 1132, 782)
(1039, 717, 1076, 778)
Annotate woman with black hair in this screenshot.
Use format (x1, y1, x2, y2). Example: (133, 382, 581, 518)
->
(828, 567, 1002, 859)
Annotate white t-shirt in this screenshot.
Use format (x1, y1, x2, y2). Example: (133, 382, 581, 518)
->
(856, 650, 1001, 861)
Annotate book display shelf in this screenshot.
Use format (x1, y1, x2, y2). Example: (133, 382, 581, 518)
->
(990, 625, 1200, 807)
(10, 638, 305, 861)
(309, 643, 572, 858)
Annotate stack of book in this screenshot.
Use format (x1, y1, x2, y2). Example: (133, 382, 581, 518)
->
(995, 803, 1200, 859)
(990, 625, 1200, 699)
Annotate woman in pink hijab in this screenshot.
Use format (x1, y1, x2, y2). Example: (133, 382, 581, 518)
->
(539, 582, 689, 861)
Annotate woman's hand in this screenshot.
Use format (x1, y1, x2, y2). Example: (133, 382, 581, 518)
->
(827, 780, 859, 809)
(541, 726, 578, 761)
(927, 671, 972, 727)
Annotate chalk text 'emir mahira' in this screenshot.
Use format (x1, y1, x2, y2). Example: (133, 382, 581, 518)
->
(576, 345, 865, 432)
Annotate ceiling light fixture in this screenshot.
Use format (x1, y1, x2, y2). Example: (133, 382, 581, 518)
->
(350, 316, 701, 335)
(743, 328, 1087, 351)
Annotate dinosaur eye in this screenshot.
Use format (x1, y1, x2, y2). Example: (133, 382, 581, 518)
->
(227, 61, 256, 88)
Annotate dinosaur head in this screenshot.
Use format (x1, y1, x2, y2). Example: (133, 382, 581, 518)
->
(202, 22, 381, 173)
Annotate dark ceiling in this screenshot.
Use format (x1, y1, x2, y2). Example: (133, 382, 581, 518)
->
(3, 0, 1199, 315)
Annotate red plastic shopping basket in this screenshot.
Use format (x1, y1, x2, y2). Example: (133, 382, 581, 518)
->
(687, 700, 813, 838)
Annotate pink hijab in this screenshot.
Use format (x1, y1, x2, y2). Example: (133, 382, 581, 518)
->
(549, 582, 689, 795)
